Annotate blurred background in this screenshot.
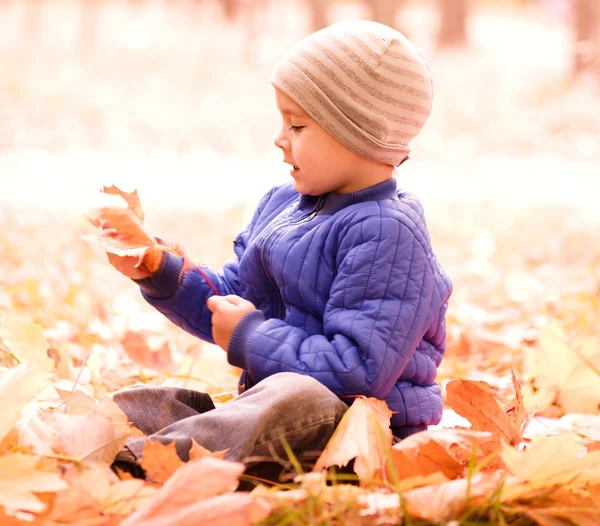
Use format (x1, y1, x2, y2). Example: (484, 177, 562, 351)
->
(0, 0, 599, 396)
(0, 0, 599, 215)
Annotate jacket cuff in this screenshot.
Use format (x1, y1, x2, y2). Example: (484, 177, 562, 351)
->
(227, 310, 266, 370)
(132, 252, 184, 299)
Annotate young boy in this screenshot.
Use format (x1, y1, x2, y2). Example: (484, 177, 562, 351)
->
(105, 20, 452, 476)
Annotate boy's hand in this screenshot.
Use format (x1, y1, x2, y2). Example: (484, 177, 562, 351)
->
(206, 295, 257, 351)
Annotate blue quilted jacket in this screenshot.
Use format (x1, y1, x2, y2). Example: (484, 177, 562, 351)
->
(136, 177, 452, 439)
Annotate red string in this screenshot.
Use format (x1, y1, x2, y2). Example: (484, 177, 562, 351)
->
(195, 266, 221, 296)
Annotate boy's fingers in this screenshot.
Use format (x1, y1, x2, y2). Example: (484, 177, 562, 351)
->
(222, 295, 247, 307)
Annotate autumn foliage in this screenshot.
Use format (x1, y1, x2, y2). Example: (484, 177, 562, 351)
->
(0, 183, 599, 525)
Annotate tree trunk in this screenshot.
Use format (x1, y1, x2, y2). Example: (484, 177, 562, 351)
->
(308, 0, 328, 33)
(572, 0, 600, 81)
(22, 0, 43, 44)
(437, 0, 469, 48)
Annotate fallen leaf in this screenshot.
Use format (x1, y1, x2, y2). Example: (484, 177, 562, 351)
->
(446, 377, 527, 445)
(122, 492, 271, 526)
(528, 324, 600, 414)
(56, 388, 143, 438)
(0, 363, 50, 443)
(121, 331, 174, 372)
(0, 315, 54, 373)
(402, 471, 503, 522)
(140, 440, 183, 484)
(120, 457, 245, 525)
(54, 412, 128, 465)
(189, 439, 227, 460)
(0, 453, 68, 513)
(389, 428, 495, 479)
(313, 396, 393, 483)
(501, 434, 600, 497)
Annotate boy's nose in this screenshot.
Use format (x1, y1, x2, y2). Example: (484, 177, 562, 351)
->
(273, 130, 289, 151)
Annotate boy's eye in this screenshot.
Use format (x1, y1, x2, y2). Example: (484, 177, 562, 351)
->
(289, 125, 304, 133)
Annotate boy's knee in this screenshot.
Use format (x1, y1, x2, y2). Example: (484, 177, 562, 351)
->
(262, 373, 347, 417)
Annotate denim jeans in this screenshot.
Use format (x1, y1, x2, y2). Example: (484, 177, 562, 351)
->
(112, 372, 349, 482)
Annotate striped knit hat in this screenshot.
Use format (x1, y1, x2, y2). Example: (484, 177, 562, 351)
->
(271, 20, 433, 166)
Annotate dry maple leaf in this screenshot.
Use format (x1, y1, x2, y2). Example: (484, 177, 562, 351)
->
(389, 428, 495, 480)
(56, 387, 143, 438)
(446, 375, 527, 446)
(0, 315, 54, 373)
(402, 471, 504, 522)
(0, 453, 68, 514)
(122, 492, 271, 526)
(189, 438, 228, 460)
(527, 323, 600, 414)
(101, 185, 145, 222)
(313, 396, 393, 483)
(0, 363, 50, 443)
(140, 440, 183, 484)
(500, 434, 600, 496)
(120, 331, 174, 372)
(120, 457, 246, 525)
(53, 412, 129, 465)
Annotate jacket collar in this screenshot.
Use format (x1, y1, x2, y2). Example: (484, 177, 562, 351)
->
(300, 177, 397, 215)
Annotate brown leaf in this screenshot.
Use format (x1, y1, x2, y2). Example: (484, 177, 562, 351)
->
(446, 378, 527, 445)
(120, 457, 245, 525)
(313, 396, 393, 483)
(140, 440, 183, 484)
(121, 331, 174, 372)
(389, 428, 495, 480)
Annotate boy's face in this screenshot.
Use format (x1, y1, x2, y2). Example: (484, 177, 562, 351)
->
(273, 88, 365, 196)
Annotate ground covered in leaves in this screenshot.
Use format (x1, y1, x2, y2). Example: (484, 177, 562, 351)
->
(1, 0, 600, 524)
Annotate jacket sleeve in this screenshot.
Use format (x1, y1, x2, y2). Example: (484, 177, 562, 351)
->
(132, 187, 276, 344)
(227, 214, 438, 398)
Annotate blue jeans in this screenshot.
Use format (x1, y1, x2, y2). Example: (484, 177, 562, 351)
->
(112, 373, 349, 481)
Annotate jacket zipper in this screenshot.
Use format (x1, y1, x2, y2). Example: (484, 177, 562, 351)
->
(261, 196, 327, 320)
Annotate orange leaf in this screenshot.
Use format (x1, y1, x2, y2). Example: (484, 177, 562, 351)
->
(313, 396, 393, 483)
(189, 439, 227, 460)
(446, 377, 528, 445)
(140, 440, 183, 484)
(120, 332, 174, 372)
(101, 185, 145, 222)
(389, 428, 495, 480)
(122, 492, 271, 526)
(120, 457, 245, 525)
(403, 471, 503, 522)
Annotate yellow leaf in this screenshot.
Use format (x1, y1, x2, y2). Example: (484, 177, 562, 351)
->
(501, 434, 600, 493)
(0, 315, 54, 373)
(0, 453, 67, 513)
(102, 479, 157, 516)
(313, 396, 393, 483)
(446, 377, 527, 445)
(0, 364, 50, 443)
(141, 440, 183, 484)
(528, 324, 600, 414)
